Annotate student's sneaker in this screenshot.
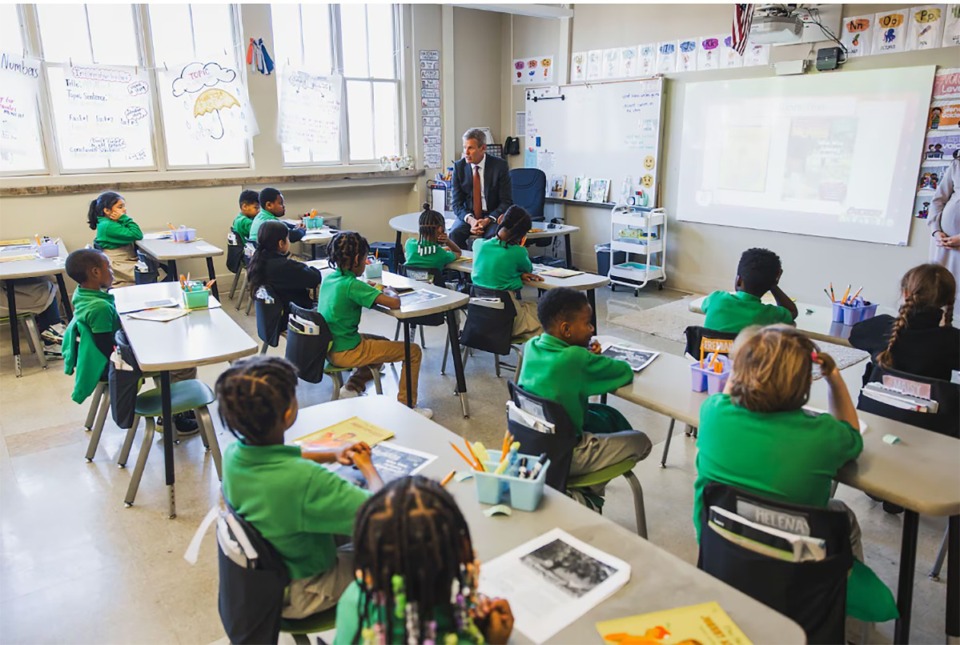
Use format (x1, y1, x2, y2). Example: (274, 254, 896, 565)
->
(41, 327, 64, 344)
(42, 340, 63, 360)
(174, 412, 199, 436)
(338, 385, 360, 399)
(414, 407, 434, 419)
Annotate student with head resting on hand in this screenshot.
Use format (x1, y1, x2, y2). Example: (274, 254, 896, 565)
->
(248, 187, 306, 245)
(404, 202, 461, 272)
(246, 220, 322, 312)
(335, 475, 514, 645)
(701, 247, 798, 333)
(86, 191, 143, 288)
(217, 356, 384, 619)
(232, 189, 260, 246)
(317, 231, 431, 418)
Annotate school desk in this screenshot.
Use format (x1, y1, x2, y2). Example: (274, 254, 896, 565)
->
(0, 240, 73, 377)
(389, 212, 581, 272)
(300, 228, 336, 260)
(448, 250, 610, 329)
(307, 261, 471, 415)
(115, 283, 257, 518)
(283, 396, 805, 644)
(111, 281, 224, 314)
(136, 235, 224, 300)
(600, 334, 960, 643)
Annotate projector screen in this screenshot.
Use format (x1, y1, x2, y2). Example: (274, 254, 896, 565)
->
(676, 66, 935, 246)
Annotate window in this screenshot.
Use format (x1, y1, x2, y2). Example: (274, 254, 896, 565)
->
(272, 4, 401, 165)
(0, 4, 46, 175)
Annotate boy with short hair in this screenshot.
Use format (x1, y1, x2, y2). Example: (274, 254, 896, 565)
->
(233, 189, 260, 245)
(517, 287, 651, 507)
(702, 247, 798, 333)
(249, 187, 306, 244)
(62, 249, 199, 432)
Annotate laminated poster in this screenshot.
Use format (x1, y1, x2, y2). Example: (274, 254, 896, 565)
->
(743, 43, 771, 67)
(656, 42, 677, 75)
(942, 4, 960, 47)
(0, 53, 44, 173)
(571, 51, 586, 82)
(619, 46, 638, 77)
(874, 9, 908, 54)
(638, 44, 657, 77)
(840, 15, 874, 57)
(934, 68, 960, 99)
(677, 38, 698, 73)
(587, 50, 603, 81)
(602, 48, 621, 79)
(698, 35, 722, 71)
(907, 5, 946, 50)
(720, 36, 744, 69)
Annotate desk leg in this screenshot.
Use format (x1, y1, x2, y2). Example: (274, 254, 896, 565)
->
(5, 282, 21, 377)
(205, 257, 220, 300)
(564, 234, 574, 269)
(947, 514, 959, 639)
(445, 309, 469, 417)
(402, 322, 413, 408)
(160, 371, 176, 519)
(394, 231, 403, 273)
(587, 288, 598, 331)
(56, 274, 73, 320)
(166, 260, 178, 283)
(894, 511, 919, 644)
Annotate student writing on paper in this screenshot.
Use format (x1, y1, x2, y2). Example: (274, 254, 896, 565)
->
(248, 187, 306, 245)
(217, 356, 384, 619)
(232, 189, 260, 245)
(247, 220, 322, 312)
(335, 476, 514, 645)
(86, 191, 143, 288)
(404, 202, 462, 271)
(702, 248, 798, 333)
(518, 288, 652, 509)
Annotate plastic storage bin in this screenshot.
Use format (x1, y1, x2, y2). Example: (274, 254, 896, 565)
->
(38, 242, 59, 258)
(691, 357, 731, 394)
(832, 302, 878, 326)
(473, 450, 549, 512)
(182, 287, 211, 309)
(364, 261, 383, 279)
(304, 216, 325, 230)
(595, 243, 627, 276)
(172, 227, 197, 243)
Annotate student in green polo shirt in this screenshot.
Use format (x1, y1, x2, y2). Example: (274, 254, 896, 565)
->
(86, 191, 143, 288)
(217, 356, 384, 619)
(248, 187, 306, 244)
(232, 189, 260, 245)
(404, 202, 461, 272)
(471, 205, 544, 337)
(702, 247, 798, 333)
(517, 288, 652, 508)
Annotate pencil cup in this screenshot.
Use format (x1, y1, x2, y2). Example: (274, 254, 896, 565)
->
(364, 261, 383, 279)
(473, 450, 549, 512)
(839, 302, 878, 326)
(38, 242, 59, 258)
(831, 303, 845, 323)
(690, 357, 731, 394)
(304, 216, 324, 230)
(182, 288, 210, 309)
(172, 227, 197, 243)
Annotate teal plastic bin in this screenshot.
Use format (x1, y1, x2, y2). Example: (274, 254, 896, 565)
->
(473, 450, 549, 512)
(182, 288, 211, 309)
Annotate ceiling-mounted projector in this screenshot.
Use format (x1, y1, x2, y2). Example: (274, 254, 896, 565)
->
(750, 13, 804, 44)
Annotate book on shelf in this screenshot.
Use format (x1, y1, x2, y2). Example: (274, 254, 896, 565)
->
(596, 601, 752, 645)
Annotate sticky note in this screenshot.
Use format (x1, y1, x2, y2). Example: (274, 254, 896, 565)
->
(483, 504, 512, 517)
(882, 434, 901, 445)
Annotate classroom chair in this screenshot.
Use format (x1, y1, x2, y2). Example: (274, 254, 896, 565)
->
(0, 311, 49, 373)
(391, 264, 447, 349)
(659, 325, 739, 468)
(284, 304, 382, 401)
(857, 364, 959, 438)
(234, 242, 257, 313)
(459, 286, 536, 379)
(217, 496, 336, 645)
(698, 482, 853, 644)
(82, 380, 111, 461)
(226, 227, 247, 301)
(509, 168, 547, 222)
(254, 285, 287, 355)
(506, 381, 648, 538)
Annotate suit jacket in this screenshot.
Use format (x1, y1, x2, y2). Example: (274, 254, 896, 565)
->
(451, 154, 513, 223)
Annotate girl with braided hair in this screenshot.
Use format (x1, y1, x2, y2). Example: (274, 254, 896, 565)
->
(471, 205, 544, 337)
(318, 231, 431, 417)
(850, 263, 958, 383)
(334, 476, 514, 645)
(247, 220, 322, 310)
(217, 356, 384, 619)
(404, 202, 462, 271)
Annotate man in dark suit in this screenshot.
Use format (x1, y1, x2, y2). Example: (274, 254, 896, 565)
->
(450, 128, 513, 248)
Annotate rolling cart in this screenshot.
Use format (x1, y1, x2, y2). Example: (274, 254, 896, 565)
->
(608, 205, 667, 296)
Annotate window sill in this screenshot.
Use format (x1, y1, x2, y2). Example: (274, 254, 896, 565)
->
(0, 168, 424, 197)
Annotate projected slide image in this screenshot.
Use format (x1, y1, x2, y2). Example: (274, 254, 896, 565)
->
(782, 118, 856, 203)
(717, 126, 771, 193)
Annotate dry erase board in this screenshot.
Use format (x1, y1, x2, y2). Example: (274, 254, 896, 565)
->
(524, 78, 664, 207)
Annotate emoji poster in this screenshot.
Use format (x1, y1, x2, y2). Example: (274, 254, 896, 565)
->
(907, 5, 945, 50)
(841, 14, 874, 57)
(512, 56, 554, 85)
(874, 9, 908, 54)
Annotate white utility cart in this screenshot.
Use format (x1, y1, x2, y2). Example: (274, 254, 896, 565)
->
(608, 205, 667, 295)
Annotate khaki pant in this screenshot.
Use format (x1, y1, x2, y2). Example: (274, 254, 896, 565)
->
(509, 292, 542, 338)
(329, 334, 422, 406)
(101, 245, 139, 288)
(283, 546, 355, 619)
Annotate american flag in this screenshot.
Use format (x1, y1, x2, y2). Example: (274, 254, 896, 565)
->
(732, 4, 755, 55)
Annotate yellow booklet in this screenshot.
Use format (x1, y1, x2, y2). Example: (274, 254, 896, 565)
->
(596, 602, 752, 645)
(293, 416, 394, 450)
(0, 238, 31, 247)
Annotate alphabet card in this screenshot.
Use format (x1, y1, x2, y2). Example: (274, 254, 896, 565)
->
(907, 5, 946, 50)
(587, 50, 602, 80)
(619, 46, 638, 77)
(638, 44, 657, 77)
(677, 38, 698, 73)
(720, 35, 744, 69)
(656, 42, 677, 74)
(944, 4, 960, 47)
(874, 9, 908, 54)
(602, 48, 620, 79)
(697, 36, 722, 71)
(841, 14, 874, 57)
(571, 51, 586, 83)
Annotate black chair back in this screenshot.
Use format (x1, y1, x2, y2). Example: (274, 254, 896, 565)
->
(398, 263, 446, 327)
(698, 483, 853, 644)
(109, 329, 143, 429)
(284, 304, 334, 384)
(226, 227, 244, 274)
(857, 364, 959, 438)
(509, 168, 547, 222)
(254, 285, 286, 350)
(506, 381, 579, 490)
(459, 286, 517, 356)
(683, 325, 738, 361)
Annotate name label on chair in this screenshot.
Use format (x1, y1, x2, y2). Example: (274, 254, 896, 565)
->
(882, 375, 931, 400)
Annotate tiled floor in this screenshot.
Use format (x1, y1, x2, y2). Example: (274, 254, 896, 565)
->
(0, 284, 951, 643)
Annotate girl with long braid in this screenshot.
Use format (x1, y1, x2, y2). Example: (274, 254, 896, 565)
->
(471, 205, 544, 337)
(335, 476, 514, 645)
(318, 231, 431, 417)
(850, 263, 958, 383)
(217, 356, 384, 619)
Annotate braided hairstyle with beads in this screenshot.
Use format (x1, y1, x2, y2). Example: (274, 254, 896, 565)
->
(214, 356, 299, 445)
(328, 231, 370, 272)
(351, 476, 483, 645)
(876, 263, 956, 369)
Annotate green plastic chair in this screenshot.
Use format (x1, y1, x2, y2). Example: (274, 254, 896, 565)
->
(281, 609, 337, 645)
(325, 362, 383, 400)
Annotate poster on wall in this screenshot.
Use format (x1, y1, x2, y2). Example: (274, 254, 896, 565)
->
(277, 68, 341, 160)
(420, 50, 442, 168)
(874, 9, 908, 54)
(161, 60, 257, 146)
(933, 67, 960, 99)
(720, 36, 744, 68)
(638, 44, 656, 77)
(619, 46, 638, 77)
(0, 53, 45, 173)
(513, 56, 554, 85)
(942, 4, 960, 47)
(571, 51, 586, 82)
(907, 5, 946, 50)
(602, 48, 620, 79)
(743, 43, 771, 67)
(676, 38, 698, 73)
(655, 42, 677, 74)
(929, 101, 960, 129)
(840, 14, 874, 57)
(697, 36, 722, 71)
(916, 67, 960, 217)
(587, 50, 602, 81)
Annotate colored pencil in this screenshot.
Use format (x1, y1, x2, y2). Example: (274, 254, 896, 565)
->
(450, 442, 477, 470)
(824, 288, 833, 303)
(840, 284, 851, 306)
(440, 470, 456, 487)
(464, 439, 485, 472)
(851, 286, 863, 303)
(829, 282, 835, 302)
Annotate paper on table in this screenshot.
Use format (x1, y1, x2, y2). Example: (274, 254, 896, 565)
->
(596, 601, 752, 645)
(142, 232, 172, 240)
(399, 289, 444, 308)
(126, 308, 189, 322)
(601, 344, 659, 372)
(293, 416, 394, 448)
(479, 527, 630, 643)
(802, 406, 868, 433)
(0, 238, 32, 246)
(330, 442, 438, 488)
(537, 267, 584, 278)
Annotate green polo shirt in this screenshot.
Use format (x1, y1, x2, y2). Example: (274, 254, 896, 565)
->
(518, 333, 634, 435)
(404, 237, 456, 271)
(232, 213, 254, 244)
(222, 442, 370, 580)
(248, 208, 278, 243)
(471, 238, 532, 292)
(701, 290, 794, 333)
(95, 215, 143, 249)
(317, 268, 381, 353)
(692, 393, 862, 542)
(63, 287, 120, 403)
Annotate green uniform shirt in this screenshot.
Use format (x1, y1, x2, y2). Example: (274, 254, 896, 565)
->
(692, 393, 862, 542)
(471, 238, 531, 292)
(63, 288, 120, 403)
(95, 215, 143, 250)
(317, 268, 381, 353)
(222, 442, 370, 580)
(404, 237, 456, 271)
(232, 213, 254, 245)
(701, 290, 794, 333)
(248, 208, 278, 243)
(518, 333, 634, 435)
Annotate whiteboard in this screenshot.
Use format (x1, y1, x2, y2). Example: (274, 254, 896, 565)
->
(524, 78, 663, 207)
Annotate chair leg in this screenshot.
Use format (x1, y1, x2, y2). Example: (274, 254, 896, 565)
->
(23, 316, 48, 369)
(245, 296, 254, 316)
(929, 525, 950, 580)
(291, 633, 311, 645)
(84, 389, 111, 462)
(461, 347, 470, 368)
(196, 406, 222, 481)
(118, 415, 140, 468)
(329, 372, 343, 401)
(371, 368, 383, 395)
(623, 470, 648, 539)
(84, 382, 106, 431)
(125, 417, 156, 507)
(513, 345, 524, 375)
(228, 268, 242, 300)
(419, 324, 426, 348)
(259, 341, 269, 355)
(660, 418, 676, 468)
(394, 320, 401, 341)
(494, 352, 501, 378)
(235, 272, 249, 311)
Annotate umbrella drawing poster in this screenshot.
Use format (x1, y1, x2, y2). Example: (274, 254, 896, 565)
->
(160, 60, 257, 147)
